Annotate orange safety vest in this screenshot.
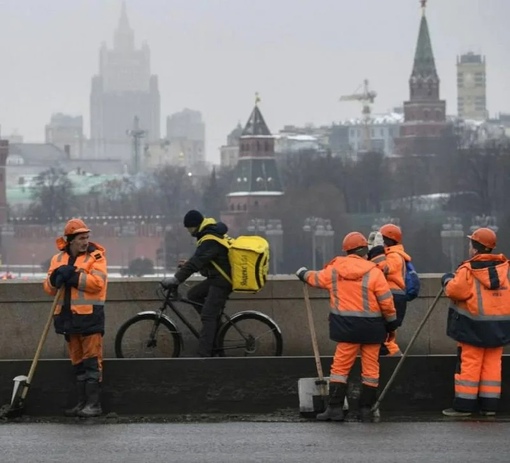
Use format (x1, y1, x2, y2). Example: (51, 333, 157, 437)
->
(303, 254, 397, 344)
(43, 238, 107, 335)
(444, 253, 510, 347)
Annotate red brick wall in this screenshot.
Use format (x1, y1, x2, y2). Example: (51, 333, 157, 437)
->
(1, 224, 164, 267)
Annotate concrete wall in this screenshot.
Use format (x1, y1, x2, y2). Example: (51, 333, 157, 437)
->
(0, 275, 473, 360)
(1, 356, 510, 416)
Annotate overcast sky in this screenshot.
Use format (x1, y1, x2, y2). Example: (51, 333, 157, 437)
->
(0, 0, 509, 163)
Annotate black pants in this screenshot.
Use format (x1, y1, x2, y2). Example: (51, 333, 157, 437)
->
(187, 279, 232, 357)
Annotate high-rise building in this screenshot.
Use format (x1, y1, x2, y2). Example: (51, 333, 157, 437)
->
(166, 109, 205, 172)
(45, 113, 84, 159)
(220, 122, 243, 168)
(90, 2, 160, 166)
(457, 52, 487, 121)
(394, 1, 450, 156)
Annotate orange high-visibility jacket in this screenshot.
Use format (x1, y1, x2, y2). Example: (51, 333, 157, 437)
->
(303, 255, 397, 344)
(43, 238, 107, 336)
(444, 253, 510, 347)
(371, 244, 411, 297)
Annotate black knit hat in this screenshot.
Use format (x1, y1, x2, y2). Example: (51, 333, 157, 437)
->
(183, 210, 204, 228)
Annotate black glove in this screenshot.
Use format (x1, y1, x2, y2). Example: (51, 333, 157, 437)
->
(66, 272, 80, 288)
(295, 266, 308, 282)
(58, 265, 77, 282)
(161, 276, 180, 289)
(368, 245, 385, 260)
(386, 331, 396, 343)
(50, 265, 76, 288)
(49, 268, 60, 287)
(441, 272, 454, 288)
(385, 320, 400, 333)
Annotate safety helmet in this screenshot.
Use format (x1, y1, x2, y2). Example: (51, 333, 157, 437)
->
(467, 227, 496, 250)
(380, 223, 402, 243)
(342, 232, 368, 252)
(64, 218, 90, 236)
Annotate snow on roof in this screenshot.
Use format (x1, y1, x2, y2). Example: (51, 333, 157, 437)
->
(341, 112, 404, 126)
(274, 134, 318, 142)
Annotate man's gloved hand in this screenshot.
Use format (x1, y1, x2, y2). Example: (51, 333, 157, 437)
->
(368, 245, 385, 260)
(177, 259, 187, 269)
(386, 331, 396, 343)
(50, 265, 76, 288)
(441, 272, 454, 288)
(296, 267, 308, 282)
(385, 319, 399, 333)
(49, 268, 60, 287)
(161, 276, 180, 289)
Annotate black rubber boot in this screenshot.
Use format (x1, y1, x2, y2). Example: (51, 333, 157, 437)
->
(316, 382, 347, 422)
(64, 380, 86, 417)
(78, 381, 102, 418)
(359, 384, 378, 422)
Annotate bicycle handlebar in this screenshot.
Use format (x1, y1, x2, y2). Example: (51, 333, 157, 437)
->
(157, 283, 182, 302)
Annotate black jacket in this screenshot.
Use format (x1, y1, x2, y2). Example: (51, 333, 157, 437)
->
(174, 218, 232, 288)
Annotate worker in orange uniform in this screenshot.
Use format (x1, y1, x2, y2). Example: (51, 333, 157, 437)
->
(441, 227, 510, 417)
(368, 223, 412, 356)
(43, 218, 108, 417)
(296, 232, 398, 422)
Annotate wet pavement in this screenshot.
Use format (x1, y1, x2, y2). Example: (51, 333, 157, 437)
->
(1, 414, 509, 463)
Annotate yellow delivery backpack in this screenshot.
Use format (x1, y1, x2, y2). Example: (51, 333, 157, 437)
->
(198, 234, 270, 293)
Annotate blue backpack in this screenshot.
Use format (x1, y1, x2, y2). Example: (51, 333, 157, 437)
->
(404, 261, 420, 302)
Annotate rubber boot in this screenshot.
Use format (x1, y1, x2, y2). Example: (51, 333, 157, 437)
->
(64, 380, 86, 417)
(316, 382, 347, 422)
(78, 381, 102, 417)
(359, 384, 378, 422)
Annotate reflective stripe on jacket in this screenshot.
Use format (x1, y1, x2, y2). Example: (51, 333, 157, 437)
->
(303, 254, 397, 344)
(43, 239, 107, 335)
(445, 253, 510, 347)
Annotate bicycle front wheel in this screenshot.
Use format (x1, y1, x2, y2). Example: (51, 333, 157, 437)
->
(215, 311, 283, 357)
(115, 313, 181, 358)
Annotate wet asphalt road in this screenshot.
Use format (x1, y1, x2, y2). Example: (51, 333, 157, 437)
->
(0, 421, 509, 463)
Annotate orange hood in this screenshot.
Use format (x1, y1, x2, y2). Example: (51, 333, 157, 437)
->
(329, 254, 377, 280)
(385, 244, 411, 262)
(465, 254, 509, 290)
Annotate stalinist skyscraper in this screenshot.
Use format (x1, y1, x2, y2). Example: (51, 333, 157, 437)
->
(90, 2, 160, 166)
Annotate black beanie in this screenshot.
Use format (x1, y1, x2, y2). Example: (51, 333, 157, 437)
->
(183, 210, 204, 228)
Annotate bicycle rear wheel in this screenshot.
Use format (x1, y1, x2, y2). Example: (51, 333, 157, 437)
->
(215, 311, 283, 357)
(115, 312, 181, 358)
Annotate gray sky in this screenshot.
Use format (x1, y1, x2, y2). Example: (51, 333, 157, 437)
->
(0, 0, 509, 163)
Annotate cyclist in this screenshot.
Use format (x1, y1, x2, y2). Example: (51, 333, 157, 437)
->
(162, 210, 232, 357)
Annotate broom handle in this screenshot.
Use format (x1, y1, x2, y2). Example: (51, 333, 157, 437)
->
(303, 284, 324, 381)
(25, 288, 63, 389)
(372, 288, 444, 411)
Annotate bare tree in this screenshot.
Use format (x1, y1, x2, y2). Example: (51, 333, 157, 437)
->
(28, 168, 79, 226)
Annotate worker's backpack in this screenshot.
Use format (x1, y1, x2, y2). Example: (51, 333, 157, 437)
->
(198, 234, 270, 293)
(404, 261, 420, 302)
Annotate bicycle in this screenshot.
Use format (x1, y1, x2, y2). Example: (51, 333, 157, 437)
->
(114, 282, 283, 358)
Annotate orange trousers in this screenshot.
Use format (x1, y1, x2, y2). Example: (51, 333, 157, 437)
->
(330, 342, 380, 387)
(453, 342, 502, 412)
(382, 332, 402, 357)
(67, 333, 103, 382)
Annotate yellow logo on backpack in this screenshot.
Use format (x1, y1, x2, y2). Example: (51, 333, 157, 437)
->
(198, 234, 270, 293)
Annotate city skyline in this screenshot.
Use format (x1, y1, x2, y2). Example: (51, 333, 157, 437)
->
(0, 0, 509, 163)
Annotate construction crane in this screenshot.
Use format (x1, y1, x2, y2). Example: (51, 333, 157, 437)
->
(339, 79, 377, 152)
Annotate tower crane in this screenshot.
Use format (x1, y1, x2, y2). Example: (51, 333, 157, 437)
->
(339, 79, 377, 152)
